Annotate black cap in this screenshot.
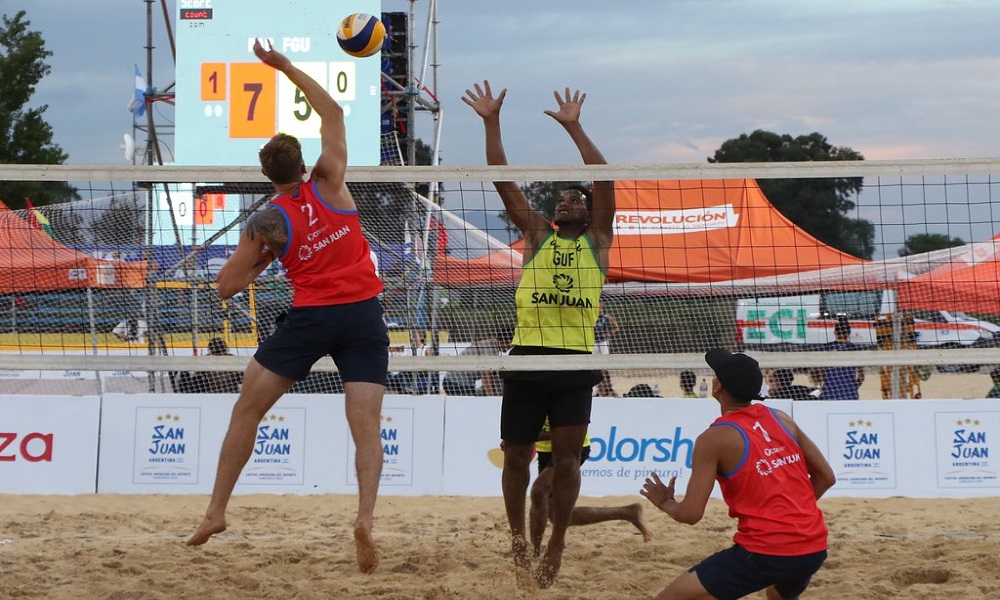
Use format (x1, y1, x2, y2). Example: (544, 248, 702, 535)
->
(624, 383, 658, 398)
(705, 348, 764, 403)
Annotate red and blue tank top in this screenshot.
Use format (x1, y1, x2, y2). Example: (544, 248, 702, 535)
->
(269, 179, 383, 307)
(712, 403, 828, 555)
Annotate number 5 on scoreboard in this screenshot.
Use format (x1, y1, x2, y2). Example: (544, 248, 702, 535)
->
(229, 63, 276, 138)
(277, 62, 328, 139)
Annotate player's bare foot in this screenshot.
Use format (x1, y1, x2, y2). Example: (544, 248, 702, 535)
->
(186, 515, 226, 546)
(354, 525, 379, 574)
(535, 542, 564, 589)
(511, 535, 535, 590)
(629, 503, 654, 542)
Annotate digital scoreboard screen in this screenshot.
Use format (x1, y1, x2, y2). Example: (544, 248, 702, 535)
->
(175, 0, 382, 166)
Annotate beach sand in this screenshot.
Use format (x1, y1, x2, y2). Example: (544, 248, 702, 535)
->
(2, 372, 997, 598)
(1, 492, 998, 599)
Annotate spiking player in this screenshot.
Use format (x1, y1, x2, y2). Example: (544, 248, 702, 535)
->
(186, 39, 388, 575)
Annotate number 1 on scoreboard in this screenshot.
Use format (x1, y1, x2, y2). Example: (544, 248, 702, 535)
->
(200, 63, 226, 101)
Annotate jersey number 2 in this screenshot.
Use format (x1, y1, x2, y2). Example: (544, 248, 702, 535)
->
(300, 203, 319, 227)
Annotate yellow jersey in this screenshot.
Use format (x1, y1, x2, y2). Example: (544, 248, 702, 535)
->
(535, 418, 591, 453)
(514, 231, 604, 352)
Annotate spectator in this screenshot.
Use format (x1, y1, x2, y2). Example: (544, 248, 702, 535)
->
(594, 309, 620, 397)
(170, 337, 242, 394)
(593, 309, 620, 355)
(807, 368, 824, 398)
(767, 368, 816, 400)
(387, 331, 433, 394)
(679, 370, 698, 398)
(623, 383, 660, 398)
(820, 317, 865, 400)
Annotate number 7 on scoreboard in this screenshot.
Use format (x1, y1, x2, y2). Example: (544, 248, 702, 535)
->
(229, 63, 276, 138)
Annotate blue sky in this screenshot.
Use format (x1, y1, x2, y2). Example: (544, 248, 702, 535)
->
(13, 0, 1000, 255)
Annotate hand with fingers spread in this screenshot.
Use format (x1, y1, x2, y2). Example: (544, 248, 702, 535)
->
(640, 471, 677, 512)
(543, 87, 586, 126)
(462, 80, 508, 120)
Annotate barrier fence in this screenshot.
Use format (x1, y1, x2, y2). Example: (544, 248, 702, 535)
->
(3, 393, 996, 499)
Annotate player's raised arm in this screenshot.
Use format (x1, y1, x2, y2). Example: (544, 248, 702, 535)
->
(463, 80, 550, 245)
(253, 39, 349, 202)
(545, 88, 615, 247)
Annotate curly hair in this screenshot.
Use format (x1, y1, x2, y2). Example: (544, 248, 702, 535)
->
(259, 133, 304, 184)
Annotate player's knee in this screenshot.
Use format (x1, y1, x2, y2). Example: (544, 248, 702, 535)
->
(502, 444, 534, 470)
(530, 480, 549, 501)
(550, 452, 581, 475)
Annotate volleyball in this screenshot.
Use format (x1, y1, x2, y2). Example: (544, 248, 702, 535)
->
(336, 13, 386, 58)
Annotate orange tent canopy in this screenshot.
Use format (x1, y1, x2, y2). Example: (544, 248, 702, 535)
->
(898, 236, 1000, 314)
(432, 179, 865, 287)
(0, 201, 148, 292)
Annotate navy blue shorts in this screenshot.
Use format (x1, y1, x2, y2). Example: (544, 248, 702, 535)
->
(254, 297, 389, 385)
(692, 545, 827, 600)
(499, 346, 601, 444)
(536, 446, 591, 473)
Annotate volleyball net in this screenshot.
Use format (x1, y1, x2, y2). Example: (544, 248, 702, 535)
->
(1, 155, 999, 398)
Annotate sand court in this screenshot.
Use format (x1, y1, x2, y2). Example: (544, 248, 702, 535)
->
(1, 492, 999, 599)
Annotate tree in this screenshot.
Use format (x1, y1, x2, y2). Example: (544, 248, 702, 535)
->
(709, 130, 874, 259)
(0, 10, 77, 208)
(898, 233, 964, 257)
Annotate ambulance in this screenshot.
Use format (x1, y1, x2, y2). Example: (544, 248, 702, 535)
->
(735, 290, 990, 351)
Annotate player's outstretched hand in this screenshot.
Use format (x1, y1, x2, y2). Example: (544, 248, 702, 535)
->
(640, 471, 676, 510)
(543, 87, 585, 125)
(462, 80, 507, 120)
(253, 38, 291, 70)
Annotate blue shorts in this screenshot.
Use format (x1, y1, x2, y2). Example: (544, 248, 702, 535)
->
(254, 297, 389, 385)
(692, 545, 826, 600)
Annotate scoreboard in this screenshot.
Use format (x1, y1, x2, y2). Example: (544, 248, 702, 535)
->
(175, 0, 382, 166)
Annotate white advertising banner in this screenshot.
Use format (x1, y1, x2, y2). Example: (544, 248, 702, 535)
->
(132, 405, 205, 485)
(791, 399, 1000, 498)
(440, 396, 793, 497)
(344, 395, 446, 495)
(0, 395, 101, 494)
(98, 392, 445, 496)
(440, 395, 503, 496)
(101, 393, 241, 494)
